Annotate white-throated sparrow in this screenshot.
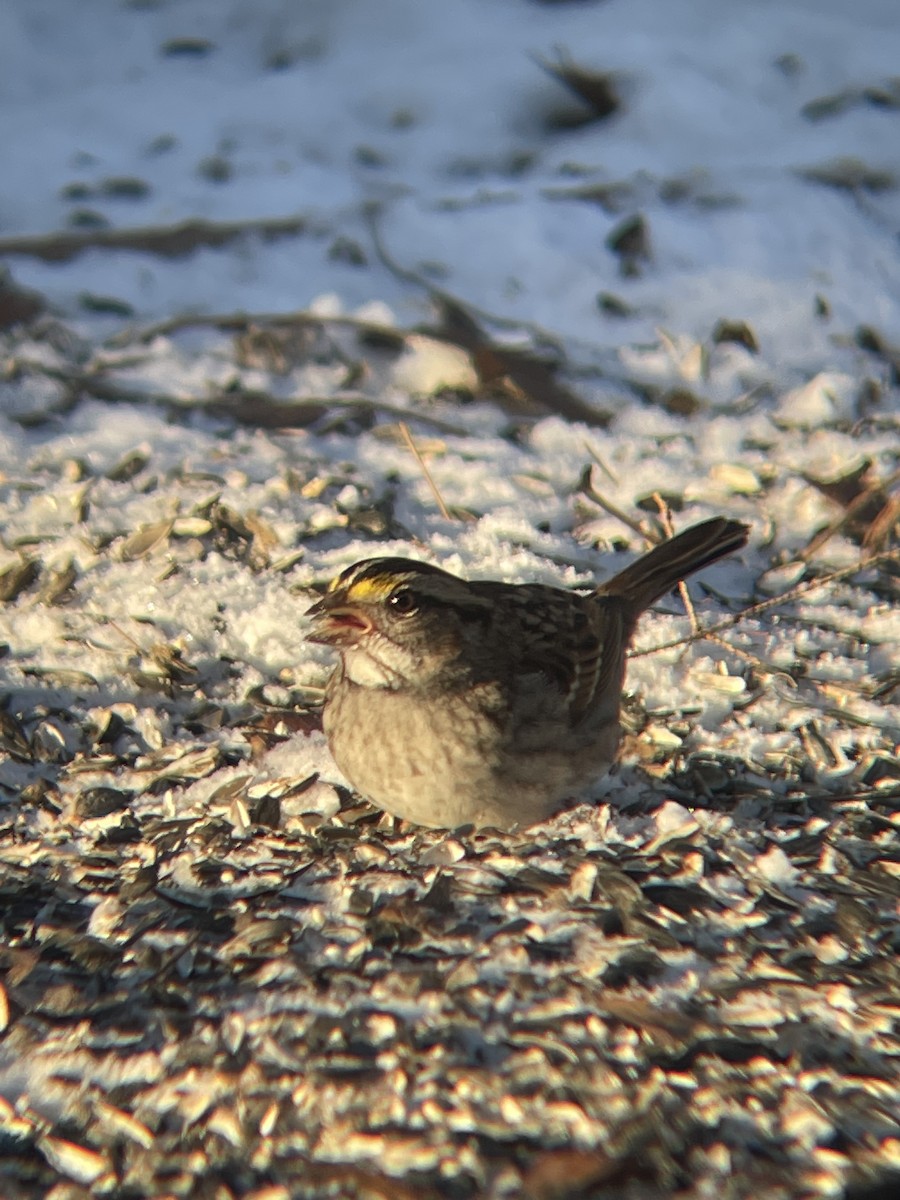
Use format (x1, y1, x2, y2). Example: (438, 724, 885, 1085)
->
(307, 517, 748, 830)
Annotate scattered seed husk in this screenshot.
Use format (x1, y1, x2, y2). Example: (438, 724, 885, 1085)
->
(711, 318, 760, 353)
(118, 518, 174, 561)
(36, 559, 77, 605)
(106, 447, 151, 482)
(74, 787, 134, 820)
(23, 664, 100, 688)
(0, 556, 39, 602)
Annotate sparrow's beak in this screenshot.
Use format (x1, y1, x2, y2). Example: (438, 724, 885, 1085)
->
(306, 594, 372, 646)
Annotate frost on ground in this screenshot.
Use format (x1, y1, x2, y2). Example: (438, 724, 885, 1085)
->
(1, 0, 900, 1196)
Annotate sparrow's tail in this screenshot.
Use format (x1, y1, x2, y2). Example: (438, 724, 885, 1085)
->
(596, 517, 749, 616)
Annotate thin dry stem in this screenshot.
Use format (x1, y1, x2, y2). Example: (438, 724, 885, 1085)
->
(578, 465, 651, 540)
(651, 492, 702, 636)
(399, 421, 453, 521)
(583, 441, 620, 486)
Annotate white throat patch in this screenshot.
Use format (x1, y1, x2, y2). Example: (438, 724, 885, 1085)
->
(342, 645, 399, 689)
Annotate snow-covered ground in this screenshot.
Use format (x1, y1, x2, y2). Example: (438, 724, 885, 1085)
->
(1, 2, 898, 1197)
(4, 0, 900, 361)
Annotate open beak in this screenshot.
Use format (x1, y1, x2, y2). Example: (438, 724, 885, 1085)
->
(306, 594, 372, 646)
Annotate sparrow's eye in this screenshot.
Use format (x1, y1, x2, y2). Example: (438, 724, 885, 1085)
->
(388, 588, 418, 616)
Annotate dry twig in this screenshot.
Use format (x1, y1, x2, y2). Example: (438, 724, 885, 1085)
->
(398, 422, 454, 521)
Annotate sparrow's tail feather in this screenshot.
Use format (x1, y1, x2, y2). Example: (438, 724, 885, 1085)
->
(597, 517, 749, 616)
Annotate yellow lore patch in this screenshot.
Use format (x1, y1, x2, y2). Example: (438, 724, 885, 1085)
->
(336, 575, 398, 602)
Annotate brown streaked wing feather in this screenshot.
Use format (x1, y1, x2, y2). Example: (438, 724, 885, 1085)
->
(470, 581, 575, 695)
(572, 597, 627, 721)
(563, 614, 600, 721)
(478, 583, 621, 725)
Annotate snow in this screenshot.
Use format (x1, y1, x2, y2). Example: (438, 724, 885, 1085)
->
(3, 0, 900, 357)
